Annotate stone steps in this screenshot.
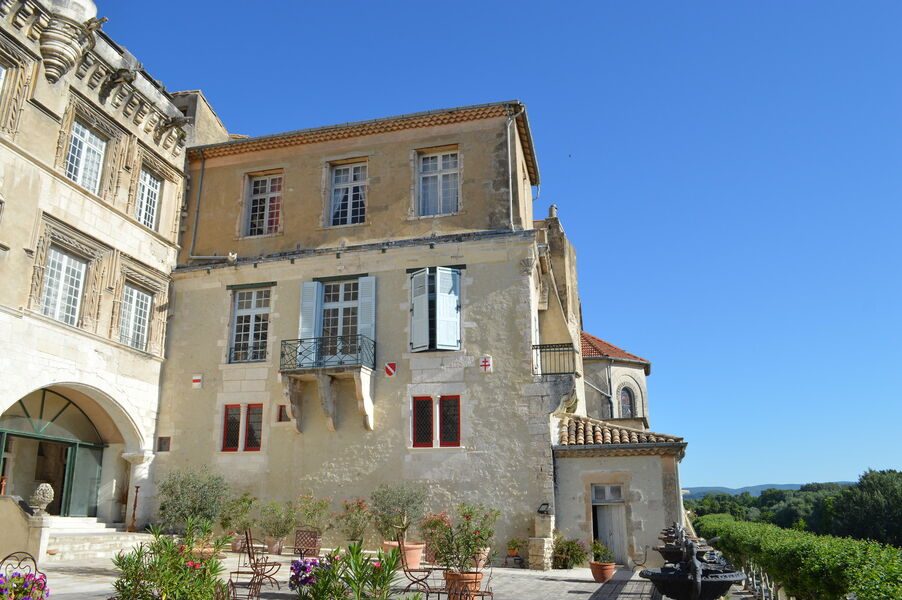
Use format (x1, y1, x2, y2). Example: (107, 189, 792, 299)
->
(44, 521, 154, 563)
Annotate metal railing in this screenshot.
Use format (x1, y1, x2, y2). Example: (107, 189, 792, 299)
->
(280, 335, 376, 371)
(229, 341, 268, 363)
(532, 343, 577, 376)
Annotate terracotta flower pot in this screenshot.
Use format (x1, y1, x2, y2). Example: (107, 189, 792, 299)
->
(444, 571, 484, 600)
(230, 535, 246, 553)
(265, 537, 284, 555)
(589, 561, 616, 583)
(382, 540, 426, 569)
(507, 548, 519, 558)
(472, 546, 490, 569)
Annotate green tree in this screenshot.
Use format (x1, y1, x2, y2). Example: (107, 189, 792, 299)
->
(827, 469, 902, 546)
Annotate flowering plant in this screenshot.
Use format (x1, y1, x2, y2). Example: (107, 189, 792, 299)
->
(336, 498, 371, 543)
(432, 503, 500, 573)
(289, 543, 402, 600)
(0, 570, 49, 599)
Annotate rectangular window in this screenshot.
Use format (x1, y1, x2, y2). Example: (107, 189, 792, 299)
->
(418, 151, 459, 216)
(40, 245, 87, 326)
(222, 405, 241, 451)
(65, 120, 107, 194)
(0, 65, 6, 91)
(156, 436, 171, 452)
(412, 397, 434, 448)
(246, 174, 282, 236)
(277, 405, 291, 423)
(321, 280, 358, 360)
(136, 168, 162, 230)
(244, 404, 263, 451)
(330, 162, 367, 226)
(410, 267, 461, 352)
(119, 284, 153, 351)
(230, 288, 270, 362)
(439, 396, 461, 447)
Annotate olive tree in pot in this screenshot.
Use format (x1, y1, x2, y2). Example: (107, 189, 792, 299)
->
(370, 482, 428, 569)
(336, 498, 371, 547)
(589, 539, 616, 582)
(219, 492, 258, 552)
(259, 500, 297, 555)
(295, 492, 332, 556)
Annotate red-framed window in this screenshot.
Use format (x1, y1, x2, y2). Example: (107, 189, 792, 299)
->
(222, 404, 241, 451)
(244, 404, 263, 451)
(439, 395, 461, 447)
(412, 396, 434, 447)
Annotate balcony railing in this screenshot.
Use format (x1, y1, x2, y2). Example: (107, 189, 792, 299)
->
(229, 341, 268, 363)
(533, 343, 577, 376)
(280, 335, 376, 371)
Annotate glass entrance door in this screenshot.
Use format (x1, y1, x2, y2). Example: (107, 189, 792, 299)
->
(65, 445, 103, 517)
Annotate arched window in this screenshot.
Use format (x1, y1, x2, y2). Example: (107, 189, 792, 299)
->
(620, 387, 635, 418)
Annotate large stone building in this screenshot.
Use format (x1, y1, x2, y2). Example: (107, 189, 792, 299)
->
(0, 0, 686, 568)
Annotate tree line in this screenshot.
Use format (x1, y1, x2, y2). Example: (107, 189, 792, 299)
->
(685, 469, 901, 547)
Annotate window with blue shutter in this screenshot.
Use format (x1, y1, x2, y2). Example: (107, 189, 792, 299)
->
(409, 267, 461, 352)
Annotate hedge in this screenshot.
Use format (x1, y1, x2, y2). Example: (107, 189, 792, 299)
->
(695, 514, 902, 600)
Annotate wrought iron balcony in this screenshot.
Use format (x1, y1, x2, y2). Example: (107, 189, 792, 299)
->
(533, 343, 577, 376)
(280, 335, 376, 372)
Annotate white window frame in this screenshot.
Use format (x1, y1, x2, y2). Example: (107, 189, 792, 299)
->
(119, 283, 153, 351)
(245, 174, 283, 236)
(320, 280, 360, 362)
(40, 245, 87, 327)
(329, 162, 367, 226)
(230, 288, 271, 362)
(65, 120, 107, 195)
(417, 151, 460, 216)
(409, 267, 461, 352)
(135, 168, 162, 230)
(591, 484, 624, 504)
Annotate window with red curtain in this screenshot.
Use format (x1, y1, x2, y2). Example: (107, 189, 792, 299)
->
(222, 405, 241, 451)
(439, 395, 461, 447)
(244, 404, 263, 451)
(412, 396, 433, 447)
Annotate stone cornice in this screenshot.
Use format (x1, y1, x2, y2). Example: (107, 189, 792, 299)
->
(552, 442, 687, 459)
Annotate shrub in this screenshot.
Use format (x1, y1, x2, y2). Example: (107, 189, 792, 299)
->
(111, 518, 230, 600)
(696, 513, 902, 600)
(296, 492, 333, 533)
(552, 532, 588, 569)
(158, 468, 229, 533)
(432, 503, 500, 573)
(507, 537, 526, 554)
(218, 491, 257, 534)
(591, 539, 615, 563)
(260, 500, 298, 541)
(289, 543, 403, 600)
(370, 482, 427, 541)
(336, 498, 371, 543)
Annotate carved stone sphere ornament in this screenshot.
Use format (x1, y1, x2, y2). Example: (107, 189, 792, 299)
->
(28, 483, 54, 516)
(39, 0, 104, 84)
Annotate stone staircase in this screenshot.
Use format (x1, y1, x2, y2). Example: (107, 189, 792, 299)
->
(42, 517, 154, 562)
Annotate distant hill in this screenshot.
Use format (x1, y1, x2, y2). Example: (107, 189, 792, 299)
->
(683, 484, 802, 500)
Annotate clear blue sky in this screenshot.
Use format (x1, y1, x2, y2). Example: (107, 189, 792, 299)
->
(102, 1, 901, 488)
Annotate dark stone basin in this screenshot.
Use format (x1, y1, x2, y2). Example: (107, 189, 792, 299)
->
(654, 545, 715, 564)
(640, 566, 745, 600)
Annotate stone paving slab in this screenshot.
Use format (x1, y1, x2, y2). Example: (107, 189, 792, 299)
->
(42, 554, 661, 600)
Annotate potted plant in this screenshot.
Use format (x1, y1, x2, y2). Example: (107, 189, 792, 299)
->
(506, 537, 526, 558)
(589, 539, 616, 582)
(433, 503, 500, 598)
(370, 482, 427, 568)
(219, 492, 257, 552)
(551, 532, 589, 569)
(259, 500, 297, 555)
(295, 492, 332, 556)
(336, 498, 371, 547)
(420, 511, 452, 564)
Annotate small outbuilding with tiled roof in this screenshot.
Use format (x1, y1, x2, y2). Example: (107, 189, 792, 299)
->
(579, 332, 653, 427)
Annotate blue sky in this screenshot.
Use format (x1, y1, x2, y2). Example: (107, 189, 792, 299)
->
(102, 1, 901, 488)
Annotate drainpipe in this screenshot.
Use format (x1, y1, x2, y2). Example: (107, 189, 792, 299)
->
(188, 149, 230, 262)
(506, 104, 525, 231)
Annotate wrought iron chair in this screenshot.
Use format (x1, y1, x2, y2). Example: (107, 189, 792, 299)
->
(231, 530, 281, 593)
(293, 527, 322, 558)
(0, 552, 48, 597)
(397, 533, 447, 594)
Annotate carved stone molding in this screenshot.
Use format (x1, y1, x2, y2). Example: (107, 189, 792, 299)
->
(38, 14, 99, 84)
(353, 368, 374, 431)
(315, 373, 336, 432)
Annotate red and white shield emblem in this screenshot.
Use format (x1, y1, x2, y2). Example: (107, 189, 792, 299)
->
(384, 362, 397, 377)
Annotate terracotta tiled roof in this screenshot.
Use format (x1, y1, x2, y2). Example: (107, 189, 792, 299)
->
(581, 332, 650, 366)
(558, 415, 683, 447)
(188, 101, 539, 185)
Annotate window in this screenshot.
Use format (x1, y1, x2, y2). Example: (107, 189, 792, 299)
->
(0, 65, 6, 92)
(412, 396, 461, 448)
(135, 168, 162, 229)
(592, 484, 624, 504)
(119, 284, 153, 351)
(244, 404, 263, 451)
(620, 388, 635, 418)
(230, 288, 270, 362)
(277, 405, 291, 423)
(412, 397, 433, 447)
(65, 120, 107, 194)
(40, 245, 87, 326)
(156, 437, 171, 452)
(297, 277, 376, 368)
(222, 405, 241, 451)
(439, 396, 461, 447)
(418, 151, 459, 216)
(246, 174, 282, 236)
(410, 267, 461, 352)
(330, 163, 367, 226)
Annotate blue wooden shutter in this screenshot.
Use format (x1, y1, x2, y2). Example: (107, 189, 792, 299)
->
(410, 268, 429, 352)
(357, 276, 376, 361)
(435, 267, 460, 350)
(298, 281, 322, 366)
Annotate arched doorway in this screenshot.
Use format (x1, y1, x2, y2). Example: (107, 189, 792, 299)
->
(0, 388, 107, 517)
